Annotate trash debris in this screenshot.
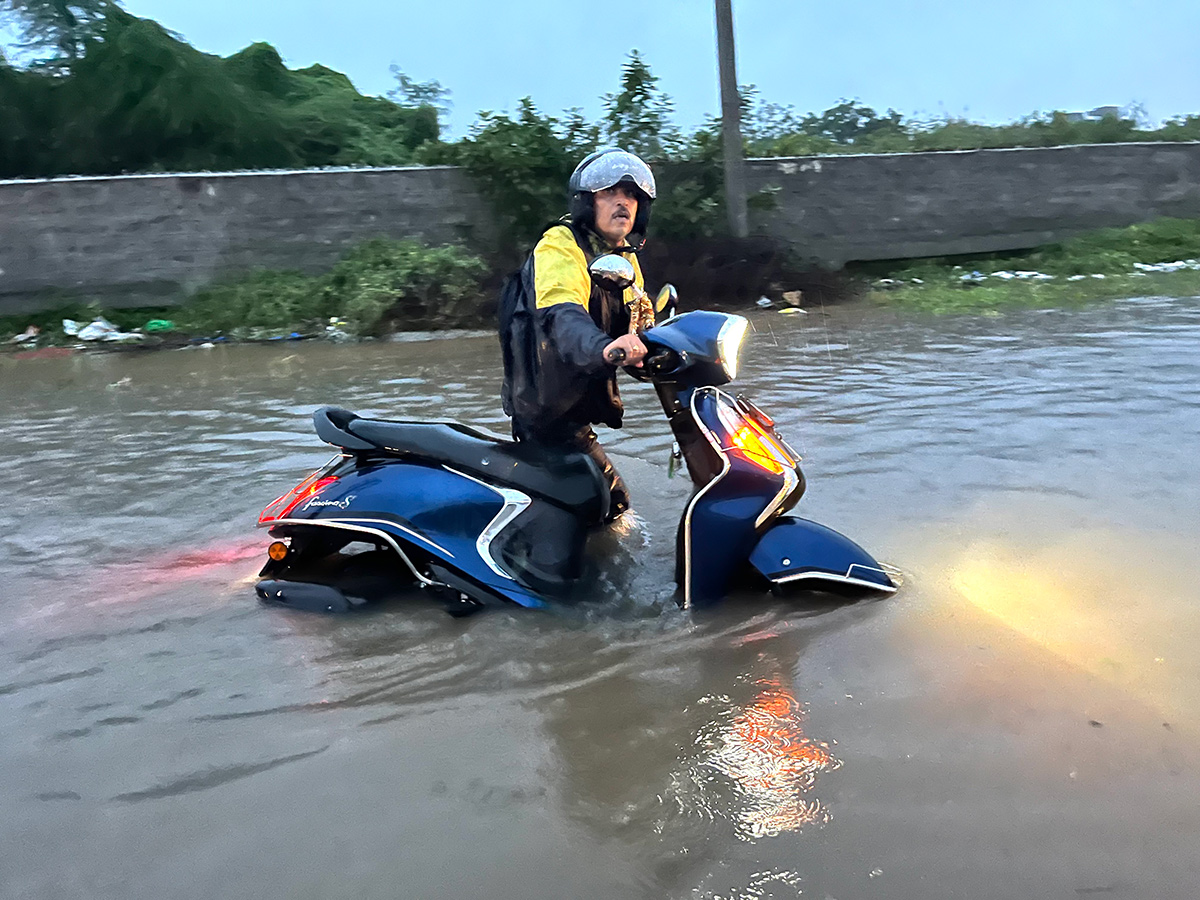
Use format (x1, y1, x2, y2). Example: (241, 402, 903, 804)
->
(325, 317, 353, 342)
(873, 278, 905, 290)
(9, 325, 39, 344)
(143, 319, 175, 333)
(66, 316, 144, 343)
(1133, 259, 1200, 273)
(781, 290, 804, 308)
(756, 296, 773, 308)
(778, 307, 807, 315)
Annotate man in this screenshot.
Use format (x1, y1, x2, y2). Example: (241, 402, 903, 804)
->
(499, 148, 656, 521)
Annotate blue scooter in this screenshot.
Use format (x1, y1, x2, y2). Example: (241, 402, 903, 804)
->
(255, 255, 896, 615)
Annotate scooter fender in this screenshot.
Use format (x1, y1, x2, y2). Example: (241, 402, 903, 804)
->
(749, 516, 897, 596)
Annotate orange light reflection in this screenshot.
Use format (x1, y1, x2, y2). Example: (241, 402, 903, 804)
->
(705, 677, 840, 839)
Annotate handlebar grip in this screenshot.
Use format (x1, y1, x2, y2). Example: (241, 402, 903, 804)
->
(605, 347, 628, 364)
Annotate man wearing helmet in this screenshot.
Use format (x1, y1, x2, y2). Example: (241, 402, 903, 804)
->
(499, 148, 656, 521)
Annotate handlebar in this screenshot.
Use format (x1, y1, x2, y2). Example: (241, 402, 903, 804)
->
(605, 346, 628, 364)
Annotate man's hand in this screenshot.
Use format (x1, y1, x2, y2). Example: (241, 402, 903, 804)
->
(603, 333, 648, 367)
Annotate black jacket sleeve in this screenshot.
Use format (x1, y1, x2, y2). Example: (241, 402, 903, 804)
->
(540, 303, 612, 375)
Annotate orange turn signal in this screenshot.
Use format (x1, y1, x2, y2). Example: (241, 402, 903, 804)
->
(267, 541, 289, 562)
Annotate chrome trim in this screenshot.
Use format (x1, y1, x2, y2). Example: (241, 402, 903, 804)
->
(263, 518, 435, 586)
(444, 467, 531, 581)
(260, 515, 453, 558)
(755, 464, 798, 530)
(771, 564, 898, 594)
(706, 386, 797, 529)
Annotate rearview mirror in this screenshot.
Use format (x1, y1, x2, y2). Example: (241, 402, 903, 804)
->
(654, 283, 678, 316)
(588, 255, 635, 293)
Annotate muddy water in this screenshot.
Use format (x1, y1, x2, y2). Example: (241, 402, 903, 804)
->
(3, 295, 1199, 900)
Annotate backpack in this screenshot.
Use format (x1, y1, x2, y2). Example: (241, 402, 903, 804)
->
(497, 253, 536, 418)
(497, 221, 598, 421)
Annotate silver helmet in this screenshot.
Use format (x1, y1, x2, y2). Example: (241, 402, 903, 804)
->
(568, 148, 657, 200)
(568, 148, 656, 247)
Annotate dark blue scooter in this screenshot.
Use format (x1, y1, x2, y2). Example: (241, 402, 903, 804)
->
(255, 255, 896, 615)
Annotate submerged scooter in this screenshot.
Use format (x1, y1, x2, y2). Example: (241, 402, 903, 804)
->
(255, 255, 896, 615)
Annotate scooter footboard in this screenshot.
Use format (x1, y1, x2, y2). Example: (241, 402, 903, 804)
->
(749, 516, 896, 596)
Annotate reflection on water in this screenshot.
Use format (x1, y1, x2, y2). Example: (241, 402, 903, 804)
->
(942, 514, 1200, 729)
(693, 676, 839, 839)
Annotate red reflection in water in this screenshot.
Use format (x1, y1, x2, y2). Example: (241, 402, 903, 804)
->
(86, 538, 268, 602)
(706, 677, 840, 838)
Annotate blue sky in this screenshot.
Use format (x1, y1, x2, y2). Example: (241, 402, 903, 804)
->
(50, 1, 1200, 135)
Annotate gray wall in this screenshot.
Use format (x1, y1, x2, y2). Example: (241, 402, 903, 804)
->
(746, 142, 1200, 267)
(2, 142, 1199, 314)
(0, 165, 494, 315)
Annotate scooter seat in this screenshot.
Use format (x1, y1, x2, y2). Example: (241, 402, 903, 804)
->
(313, 407, 609, 521)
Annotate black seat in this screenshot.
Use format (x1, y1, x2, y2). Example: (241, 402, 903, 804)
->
(313, 407, 609, 519)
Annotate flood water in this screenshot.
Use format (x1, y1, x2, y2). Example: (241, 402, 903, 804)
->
(3, 295, 1200, 899)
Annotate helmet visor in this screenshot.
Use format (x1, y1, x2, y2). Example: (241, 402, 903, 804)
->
(575, 150, 657, 199)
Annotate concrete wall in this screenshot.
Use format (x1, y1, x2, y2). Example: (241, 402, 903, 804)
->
(0, 165, 494, 315)
(2, 142, 1198, 314)
(747, 142, 1200, 266)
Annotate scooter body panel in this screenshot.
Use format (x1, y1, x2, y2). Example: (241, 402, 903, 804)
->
(677, 387, 804, 609)
(265, 456, 551, 609)
(749, 516, 897, 595)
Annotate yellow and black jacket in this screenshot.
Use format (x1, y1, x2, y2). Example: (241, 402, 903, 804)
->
(500, 219, 645, 436)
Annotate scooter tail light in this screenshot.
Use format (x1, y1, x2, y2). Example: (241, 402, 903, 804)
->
(258, 474, 339, 525)
(730, 425, 788, 475)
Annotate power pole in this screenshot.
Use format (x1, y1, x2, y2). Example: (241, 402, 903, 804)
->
(715, 0, 748, 238)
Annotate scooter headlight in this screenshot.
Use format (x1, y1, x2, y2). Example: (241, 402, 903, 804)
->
(717, 315, 749, 381)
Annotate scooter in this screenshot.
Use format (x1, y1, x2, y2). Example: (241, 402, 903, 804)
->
(255, 255, 896, 616)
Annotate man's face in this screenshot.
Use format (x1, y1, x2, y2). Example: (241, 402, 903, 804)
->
(592, 183, 639, 247)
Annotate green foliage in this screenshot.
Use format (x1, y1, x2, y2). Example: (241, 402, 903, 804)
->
(803, 98, 904, 144)
(388, 65, 451, 129)
(174, 238, 487, 337)
(650, 124, 725, 240)
(322, 238, 488, 332)
(602, 50, 680, 159)
(1, 0, 116, 65)
(178, 271, 325, 335)
(0, 8, 441, 178)
(455, 97, 600, 254)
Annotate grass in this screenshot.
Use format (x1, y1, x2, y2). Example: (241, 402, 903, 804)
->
(857, 218, 1200, 313)
(2, 238, 489, 350)
(865, 270, 1200, 314)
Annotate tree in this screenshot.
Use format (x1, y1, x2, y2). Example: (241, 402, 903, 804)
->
(0, 0, 120, 65)
(602, 50, 678, 159)
(456, 97, 601, 255)
(388, 65, 451, 131)
(801, 99, 903, 144)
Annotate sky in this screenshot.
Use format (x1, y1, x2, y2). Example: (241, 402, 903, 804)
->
(33, 1, 1200, 136)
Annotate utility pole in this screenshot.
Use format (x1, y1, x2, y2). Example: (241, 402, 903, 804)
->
(714, 0, 748, 238)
